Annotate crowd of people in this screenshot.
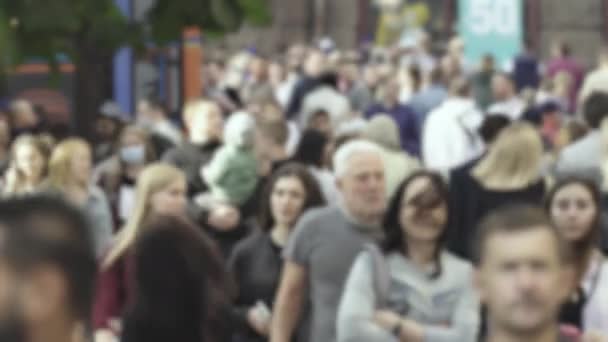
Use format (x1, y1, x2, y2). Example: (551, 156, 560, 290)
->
(0, 34, 607, 342)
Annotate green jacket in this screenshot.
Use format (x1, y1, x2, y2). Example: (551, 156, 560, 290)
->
(203, 145, 258, 206)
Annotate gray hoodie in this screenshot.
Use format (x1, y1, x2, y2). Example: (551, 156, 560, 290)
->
(336, 250, 480, 342)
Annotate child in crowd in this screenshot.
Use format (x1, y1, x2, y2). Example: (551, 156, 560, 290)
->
(198, 111, 258, 209)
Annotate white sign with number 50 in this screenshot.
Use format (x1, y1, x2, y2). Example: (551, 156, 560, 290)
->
(469, 0, 519, 36)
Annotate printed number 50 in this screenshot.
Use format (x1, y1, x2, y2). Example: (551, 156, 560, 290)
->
(469, 0, 518, 35)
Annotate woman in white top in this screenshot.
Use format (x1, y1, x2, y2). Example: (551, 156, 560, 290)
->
(547, 177, 608, 337)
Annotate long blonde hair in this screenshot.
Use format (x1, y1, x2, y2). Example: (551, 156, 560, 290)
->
(47, 138, 90, 190)
(102, 163, 185, 268)
(473, 122, 543, 190)
(3, 134, 50, 195)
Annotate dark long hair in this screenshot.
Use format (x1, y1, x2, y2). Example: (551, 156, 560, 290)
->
(293, 129, 328, 168)
(381, 171, 449, 278)
(545, 177, 602, 282)
(124, 215, 233, 342)
(257, 163, 326, 230)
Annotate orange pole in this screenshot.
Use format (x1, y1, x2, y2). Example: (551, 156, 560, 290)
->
(182, 27, 203, 101)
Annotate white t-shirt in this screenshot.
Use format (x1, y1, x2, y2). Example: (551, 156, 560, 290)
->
(487, 96, 527, 120)
(118, 184, 136, 223)
(582, 255, 608, 335)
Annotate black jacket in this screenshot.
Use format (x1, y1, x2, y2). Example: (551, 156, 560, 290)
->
(447, 168, 546, 260)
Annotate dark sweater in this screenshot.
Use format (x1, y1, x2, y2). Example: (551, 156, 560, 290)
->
(229, 231, 283, 342)
(600, 196, 608, 255)
(162, 140, 222, 197)
(513, 53, 540, 91)
(286, 77, 321, 120)
(203, 220, 251, 261)
(447, 172, 546, 260)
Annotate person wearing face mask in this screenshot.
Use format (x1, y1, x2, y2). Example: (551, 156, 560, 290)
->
(337, 171, 480, 342)
(93, 163, 190, 342)
(546, 177, 608, 338)
(229, 164, 325, 342)
(94, 126, 157, 228)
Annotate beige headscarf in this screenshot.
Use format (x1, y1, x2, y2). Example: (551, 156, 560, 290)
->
(363, 114, 401, 151)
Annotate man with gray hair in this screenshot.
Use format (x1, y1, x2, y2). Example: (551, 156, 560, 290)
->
(271, 140, 387, 342)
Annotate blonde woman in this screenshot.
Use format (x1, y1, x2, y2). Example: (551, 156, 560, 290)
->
(46, 138, 114, 257)
(447, 122, 546, 260)
(2, 134, 50, 195)
(92, 163, 188, 342)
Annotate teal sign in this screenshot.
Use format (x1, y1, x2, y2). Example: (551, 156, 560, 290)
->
(459, 0, 523, 70)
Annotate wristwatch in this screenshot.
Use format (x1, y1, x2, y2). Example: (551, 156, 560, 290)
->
(391, 321, 402, 338)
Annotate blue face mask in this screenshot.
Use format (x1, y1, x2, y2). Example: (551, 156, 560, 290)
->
(120, 145, 146, 165)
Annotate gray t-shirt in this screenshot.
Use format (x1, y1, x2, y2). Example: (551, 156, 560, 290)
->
(284, 206, 379, 342)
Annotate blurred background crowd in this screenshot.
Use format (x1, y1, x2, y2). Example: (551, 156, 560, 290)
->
(0, 1, 607, 342)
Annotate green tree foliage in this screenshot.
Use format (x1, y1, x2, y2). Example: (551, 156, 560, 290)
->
(0, 0, 270, 68)
(1, 0, 132, 67)
(0, 0, 270, 138)
(147, 0, 271, 43)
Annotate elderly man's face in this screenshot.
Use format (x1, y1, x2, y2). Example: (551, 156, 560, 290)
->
(337, 152, 386, 221)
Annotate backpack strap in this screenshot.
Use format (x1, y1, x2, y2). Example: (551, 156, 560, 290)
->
(364, 243, 391, 308)
(456, 107, 482, 151)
